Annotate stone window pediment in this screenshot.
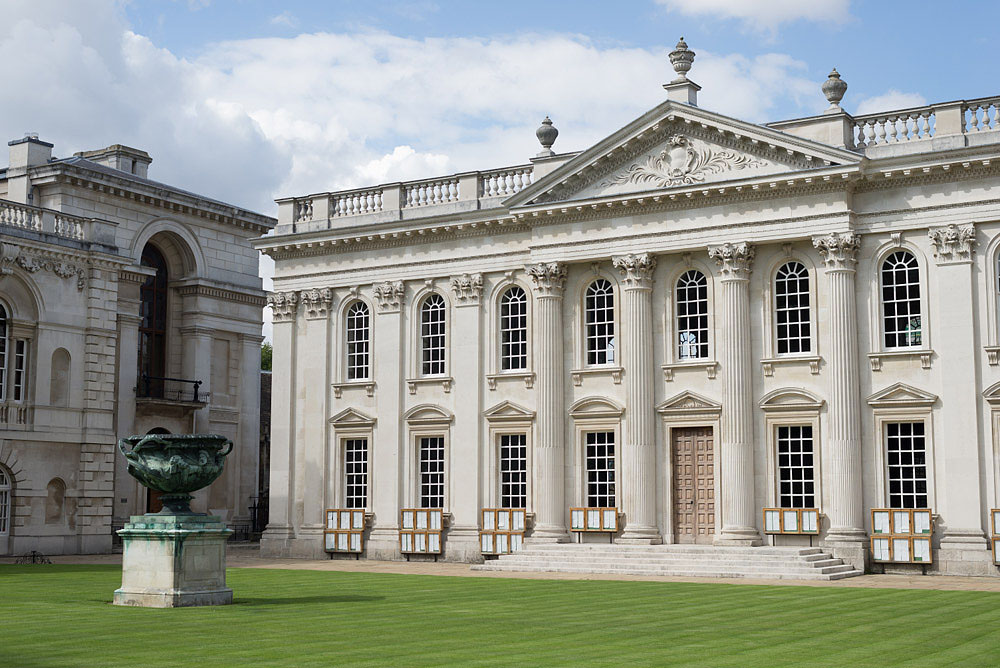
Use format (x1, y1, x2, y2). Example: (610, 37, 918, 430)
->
(569, 396, 624, 420)
(483, 400, 536, 423)
(867, 382, 938, 409)
(328, 407, 376, 428)
(758, 388, 824, 412)
(403, 404, 454, 426)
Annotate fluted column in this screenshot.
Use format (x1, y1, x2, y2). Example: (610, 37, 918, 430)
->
(813, 233, 866, 543)
(613, 253, 662, 543)
(709, 242, 761, 545)
(526, 262, 569, 542)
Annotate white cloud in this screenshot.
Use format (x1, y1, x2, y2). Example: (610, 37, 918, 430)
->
(657, 0, 851, 32)
(268, 11, 298, 29)
(1, 1, 833, 341)
(854, 89, 927, 116)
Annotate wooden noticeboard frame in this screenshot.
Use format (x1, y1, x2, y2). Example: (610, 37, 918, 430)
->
(991, 509, 1000, 565)
(762, 508, 820, 535)
(479, 508, 526, 555)
(324, 508, 366, 554)
(570, 507, 619, 533)
(399, 508, 444, 555)
(870, 508, 933, 564)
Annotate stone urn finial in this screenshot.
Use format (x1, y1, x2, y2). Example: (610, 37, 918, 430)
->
(536, 116, 558, 157)
(822, 68, 848, 112)
(668, 37, 696, 83)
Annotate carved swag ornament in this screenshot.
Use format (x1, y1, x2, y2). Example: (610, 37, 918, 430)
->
(603, 134, 765, 189)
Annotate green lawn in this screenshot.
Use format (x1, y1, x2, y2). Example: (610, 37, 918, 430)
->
(1, 566, 999, 667)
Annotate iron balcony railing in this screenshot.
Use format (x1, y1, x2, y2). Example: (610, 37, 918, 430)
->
(137, 374, 204, 403)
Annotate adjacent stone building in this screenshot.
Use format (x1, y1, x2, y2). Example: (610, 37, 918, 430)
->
(0, 138, 273, 555)
(257, 42, 1000, 575)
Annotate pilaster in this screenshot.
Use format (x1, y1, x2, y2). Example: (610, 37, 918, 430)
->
(612, 253, 661, 543)
(708, 242, 761, 545)
(526, 262, 569, 542)
(813, 233, 867, 548)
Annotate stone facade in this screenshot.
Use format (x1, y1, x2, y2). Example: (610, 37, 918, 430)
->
(257, 52, 1000, 576)
(0, 138, 273, 555)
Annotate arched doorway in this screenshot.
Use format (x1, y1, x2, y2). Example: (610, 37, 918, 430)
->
(0, 464, 12, 555)
(138, 245, 168, 398)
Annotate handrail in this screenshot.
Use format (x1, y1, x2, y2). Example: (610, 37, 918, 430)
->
(138, 374, 204, 403)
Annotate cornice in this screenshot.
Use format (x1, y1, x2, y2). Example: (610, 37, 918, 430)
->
(175, 281, 268, 306)
(0, 241, 88, 289)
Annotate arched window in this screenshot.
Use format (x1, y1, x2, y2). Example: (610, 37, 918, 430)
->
(499, 286, 528, 371)
(881, 251, 922, 348)
(0, 465, 10, 536)
(0, 303, 7, 402)
(345, 301, 370, 380)
(420, 294, 447, 376)
(585, 279, 615, 366)
(675, 270, 708, 360)
(138, 245, 169, 397)
(775, 261, 811, 354)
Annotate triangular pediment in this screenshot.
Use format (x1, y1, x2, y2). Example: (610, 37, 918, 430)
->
(759, 388, 824, 411)
(403, 404, 454, 425)
(569, 396, 624, 419)
(867, 383, 938, 408)
(328, 407, 376, 427)
(656, 390, 722, 415)
(484, 400, 536, 422)
(506, 100, 861, 208)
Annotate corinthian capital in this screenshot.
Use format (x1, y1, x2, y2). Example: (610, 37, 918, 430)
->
(526, 262, 567, 297)
(708, 242, 754, 278)
(450, 272, 483, 306)
(300, 287, 333, 319)
(373, 280, 405, 312)
(267, 291, 298, 322)
(929, 224, 976, 264)
(613, 252, 656, 289)
(813, 232, 860, 269)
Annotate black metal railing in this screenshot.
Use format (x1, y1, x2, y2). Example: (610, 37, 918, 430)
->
(137, 374, 204, 402)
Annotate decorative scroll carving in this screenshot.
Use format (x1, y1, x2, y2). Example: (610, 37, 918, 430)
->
(928, 224, 976, 263)
(813, 232, 861, 269)
(267, 291, 298, 322)
(0, 242, 86, 289)
(525, 262, 567, 297)
(373, 280, 405, 312)
(300, 287, 332, 319)
(708, 241, 754, 278)
(449, 273, 483, 305)
(603, 134, 765, 189)
(612, 253, 656, 288)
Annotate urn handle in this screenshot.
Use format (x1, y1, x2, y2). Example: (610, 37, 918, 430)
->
(219, 440, 234, 457)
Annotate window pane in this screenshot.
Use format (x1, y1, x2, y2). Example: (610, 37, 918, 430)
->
(585, 280, 615, 365)
(499, 287, 528, 371)
(585, 432, 616, 507)
(499, 434, 527, 508)
(419, 436, 445, 508)
(881, 252, 922, 348)
(346, 301, 370, 380)
(886, 421, 928, 508)
(675, 270, 709, 360)
(344, 439, 368, 509)
(420, 294, 447, 375)
(777, 425, 815, 508)
(775, 262, 811, 355)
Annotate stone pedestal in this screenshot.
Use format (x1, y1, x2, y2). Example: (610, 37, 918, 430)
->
(114, 514, 233, 608)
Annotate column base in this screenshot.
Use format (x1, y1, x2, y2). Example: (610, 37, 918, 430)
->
(939, 528, 989, 549)
(714, 527, 762, 546)
(618, 525, 663, 544)
(528, 525, 570, 543)
(823, 528, 868, 544)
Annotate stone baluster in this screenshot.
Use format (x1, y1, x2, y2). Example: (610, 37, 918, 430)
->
(813, 233, 866, 552)
(613, 253, 662, 543)
(526, 262, 569, 542)
(708, 242, 761, 545)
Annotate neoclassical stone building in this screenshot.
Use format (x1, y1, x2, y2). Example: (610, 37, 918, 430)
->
(0, 137, 273, 555)
(258, 42, 1000, 575)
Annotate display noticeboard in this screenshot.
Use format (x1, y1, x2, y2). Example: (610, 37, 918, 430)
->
(324, 509, 366, 554)
(399, 508, 444, 555)
(991, 509, 1000, 565)
(870, 508, 933, 564)
(762, 508, 820, 535)
(480, 508, 526, 555)
(570, 507, 619, 533)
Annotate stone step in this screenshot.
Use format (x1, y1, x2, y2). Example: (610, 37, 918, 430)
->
(473, 563, 864, 581)
(523, 544, 824, 556)
(510, 548, 829, 563)
(479, 558, 855, 575)
(486, 555, 851, 571)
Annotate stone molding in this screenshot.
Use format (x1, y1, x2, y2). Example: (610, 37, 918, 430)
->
(449, 273, 483, 306)
(928, 223, 976, 264)
(0, 241, 87, 289)
(612, 252, 656, 289)
(175, 282, 268, 307)
(708, 241, 754, 279)
(373, 280, 404, 312)
(300, 287, 332, 319)
(525, 262, 567, 297)
(813, 232, 860, 269)
(267, 291, 298, 322)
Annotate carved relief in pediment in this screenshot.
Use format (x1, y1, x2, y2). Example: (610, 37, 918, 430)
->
(602, 134, 766, 190)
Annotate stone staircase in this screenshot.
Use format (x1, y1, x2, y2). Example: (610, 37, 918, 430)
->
(472, 543, 863, 581)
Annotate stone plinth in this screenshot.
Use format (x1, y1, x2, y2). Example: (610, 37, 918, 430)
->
(113, 514, 233, 608)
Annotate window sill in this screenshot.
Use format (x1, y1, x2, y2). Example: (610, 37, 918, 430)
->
(486, 371, 535, 390)
(868, 349, 933, 372)
(405, 376, 453, 395)
(332, 381, 375, 399)
(662, 361, 718, 382)
(986, 346, 1000, 366)
(571, 366, 623, 386)
(760, 355, 821, 377)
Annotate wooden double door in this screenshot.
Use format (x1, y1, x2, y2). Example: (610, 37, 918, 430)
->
(671, 427, 715, 544)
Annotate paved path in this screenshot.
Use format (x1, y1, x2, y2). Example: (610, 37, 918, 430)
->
(6, 545, 1000, 592)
